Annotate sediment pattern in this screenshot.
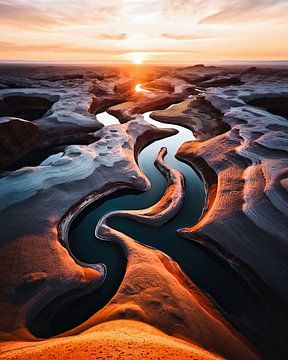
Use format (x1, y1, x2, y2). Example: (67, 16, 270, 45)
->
(0, 64, 287, 359)
(95, 147, 185, 228)
(176, 80, 288, 357)
(0, 102, 175, 339)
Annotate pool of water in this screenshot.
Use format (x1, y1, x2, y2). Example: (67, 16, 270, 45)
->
(96, 111, 120, 125)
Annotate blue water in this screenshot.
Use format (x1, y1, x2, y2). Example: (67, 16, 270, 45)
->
(62, 110, 263, 338)
(65, 111, 206, 331)
(29, 106, 266, 339)
(24, 85, 274, 359)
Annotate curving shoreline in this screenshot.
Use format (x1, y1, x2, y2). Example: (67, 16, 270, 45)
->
(64, 109, 261, 358)
(95, 147, 185, 230)
(1, 64, 288, 359)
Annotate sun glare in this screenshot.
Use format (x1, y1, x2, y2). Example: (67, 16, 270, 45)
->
(132, 55, 144, 64)
(135, 84, 150, 93)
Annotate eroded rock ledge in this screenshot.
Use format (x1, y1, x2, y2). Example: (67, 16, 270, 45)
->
(151, 95, 230, 141)
(176, 82, 288, 358)
(0, 116, 175, 340)
(95, 146, 185, 228)
(1, 64, 287, 360)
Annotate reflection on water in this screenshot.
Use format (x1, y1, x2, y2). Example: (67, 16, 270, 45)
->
(135, 84, 150, 93)
(96, 111, 120, 125)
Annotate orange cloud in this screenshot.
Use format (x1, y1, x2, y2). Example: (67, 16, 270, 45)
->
(161, 32, 213, 40)
(199, 0, 288, 24)
(0, 0, 118, 30)
(0, 0, 287, 63)
(0, 0, 61, 29)
(0, 41, 198, 55)
(96, 33, 127, 41)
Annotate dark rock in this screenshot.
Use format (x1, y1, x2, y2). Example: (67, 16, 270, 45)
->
(0, 117, 40, 168)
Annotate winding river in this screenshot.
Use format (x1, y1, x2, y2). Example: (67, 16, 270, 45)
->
(44, 104, 255, 334)
(33, 97, 263, 338)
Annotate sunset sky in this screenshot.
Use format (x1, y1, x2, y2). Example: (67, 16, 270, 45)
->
(0, 0, 288, 64)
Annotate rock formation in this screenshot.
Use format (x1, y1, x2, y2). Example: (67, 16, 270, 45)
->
(151, 96, 229, 140)
(0, 64, 287, 359)
(176, 78, 288, 358)
(0, 117, 40, 168)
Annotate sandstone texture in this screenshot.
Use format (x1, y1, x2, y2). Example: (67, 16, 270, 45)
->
(0, 320, 222, 360)
(176, 73, 288, 358)
(0, 64, 287, 359)
(0, 68, 104, 168)
(151, 96, 229, 140)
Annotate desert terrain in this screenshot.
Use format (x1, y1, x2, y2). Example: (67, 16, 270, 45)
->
(0, 63, 287, 359)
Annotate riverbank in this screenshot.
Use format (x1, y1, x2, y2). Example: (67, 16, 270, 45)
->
(1, 64, 287, 359)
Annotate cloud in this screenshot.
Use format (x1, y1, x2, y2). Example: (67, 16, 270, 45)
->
(161, 32, 212, 40)
(1, 0, 286, 63)
(199, 0, 288, 24)
(0, 0, 61, 29)
(0, 0, 118, 30)
(163, 0, 211, 16)
(96, 33, 127, 40)
(0, 41, 125, 55)
(0, 41, 198, 55)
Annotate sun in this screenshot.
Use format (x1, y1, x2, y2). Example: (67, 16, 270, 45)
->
(132, 55, 144, 64)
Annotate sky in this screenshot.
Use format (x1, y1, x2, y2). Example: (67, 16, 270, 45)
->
(0, 0, 288, 64)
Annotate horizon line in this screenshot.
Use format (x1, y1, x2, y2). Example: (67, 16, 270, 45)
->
(0, 59, 288, 67)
